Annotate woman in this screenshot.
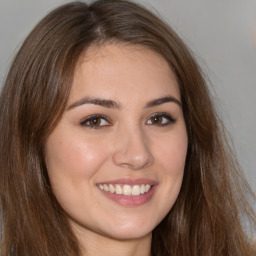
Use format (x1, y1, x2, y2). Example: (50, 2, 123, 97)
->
(0, 0, 255, 255)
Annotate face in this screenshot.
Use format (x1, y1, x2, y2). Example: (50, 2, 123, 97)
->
(45, 44, 188, 241)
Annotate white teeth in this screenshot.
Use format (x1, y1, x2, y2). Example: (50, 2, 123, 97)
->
(115, 184, 122, 195)
(103, 184, 109, 192)
(140, 184, 146, 194)
(132, 185, 140, 196)
(123, 185, 132, 195)
(109, 184, 115, 193)
(145, 184, 151, 192)
(98, 183, 152, 196)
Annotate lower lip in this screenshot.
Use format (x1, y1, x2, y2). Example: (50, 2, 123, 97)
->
(99, 185, 157, 207)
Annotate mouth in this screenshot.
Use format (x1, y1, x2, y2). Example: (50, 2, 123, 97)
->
(98, 183, 152, 196)
(96, 179, 157, 206)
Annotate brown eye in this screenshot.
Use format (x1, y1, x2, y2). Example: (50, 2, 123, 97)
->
(151, 116, 163, 124)
(146, 113, 176, 126)
(88, 117, 102, 126)
(80, 115, 110, 128)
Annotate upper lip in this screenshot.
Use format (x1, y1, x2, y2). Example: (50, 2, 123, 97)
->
(97, 178, 157, 185)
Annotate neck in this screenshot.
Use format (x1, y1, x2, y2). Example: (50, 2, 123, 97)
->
(73, 226, 152, 256)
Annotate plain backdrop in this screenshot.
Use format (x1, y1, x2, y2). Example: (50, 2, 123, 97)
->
(0, 0, 255, 193)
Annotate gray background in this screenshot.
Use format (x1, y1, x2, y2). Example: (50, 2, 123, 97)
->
(0, 0, 255, 194)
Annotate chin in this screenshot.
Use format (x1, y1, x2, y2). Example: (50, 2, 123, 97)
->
(104, 228, 152, 241)
(100, 219, 155, 240)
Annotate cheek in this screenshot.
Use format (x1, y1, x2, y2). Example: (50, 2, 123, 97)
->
(145, 129, 187, 225)
(45, 131, 109, 182)
(154, 128, 187, 198)
(44, 131, 111, 218)
(155, 130, 188, 175)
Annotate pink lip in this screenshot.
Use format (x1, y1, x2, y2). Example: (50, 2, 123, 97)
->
(97, 178, 158, 207)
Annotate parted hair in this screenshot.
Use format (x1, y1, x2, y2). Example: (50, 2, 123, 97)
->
(0, 1, 255, 255)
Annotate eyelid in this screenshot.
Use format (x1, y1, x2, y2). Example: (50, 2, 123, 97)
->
(79, 112, 176, 129)
(146, 112, 177, 126)
(80, 114, 111, 128)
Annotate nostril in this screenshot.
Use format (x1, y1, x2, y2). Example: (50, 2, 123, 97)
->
(112, 129, 154, 169)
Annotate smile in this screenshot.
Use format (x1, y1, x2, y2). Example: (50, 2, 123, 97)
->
(96, 179, 157, 206)
(98, 184, 152, 196)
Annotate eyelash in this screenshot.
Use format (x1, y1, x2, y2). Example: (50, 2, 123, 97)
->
(146, 113, 177, 126)
(80, 114, 111, 129)
(80, 113, 176, 129)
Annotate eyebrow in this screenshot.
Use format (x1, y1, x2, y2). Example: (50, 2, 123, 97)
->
(145, 96, 181, 108)
(67, 97, 122, 110)
(67, 95, 181, 110)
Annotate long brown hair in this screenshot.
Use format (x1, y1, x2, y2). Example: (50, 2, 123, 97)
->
(0, 1, 255, 255)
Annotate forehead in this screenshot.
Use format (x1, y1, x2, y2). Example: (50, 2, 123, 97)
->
(69, 43, 180, 104)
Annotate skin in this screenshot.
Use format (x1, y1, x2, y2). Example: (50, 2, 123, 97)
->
(45, 43, 188, 256)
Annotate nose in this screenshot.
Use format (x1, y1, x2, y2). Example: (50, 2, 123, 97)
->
(112, 126, 154, 170)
